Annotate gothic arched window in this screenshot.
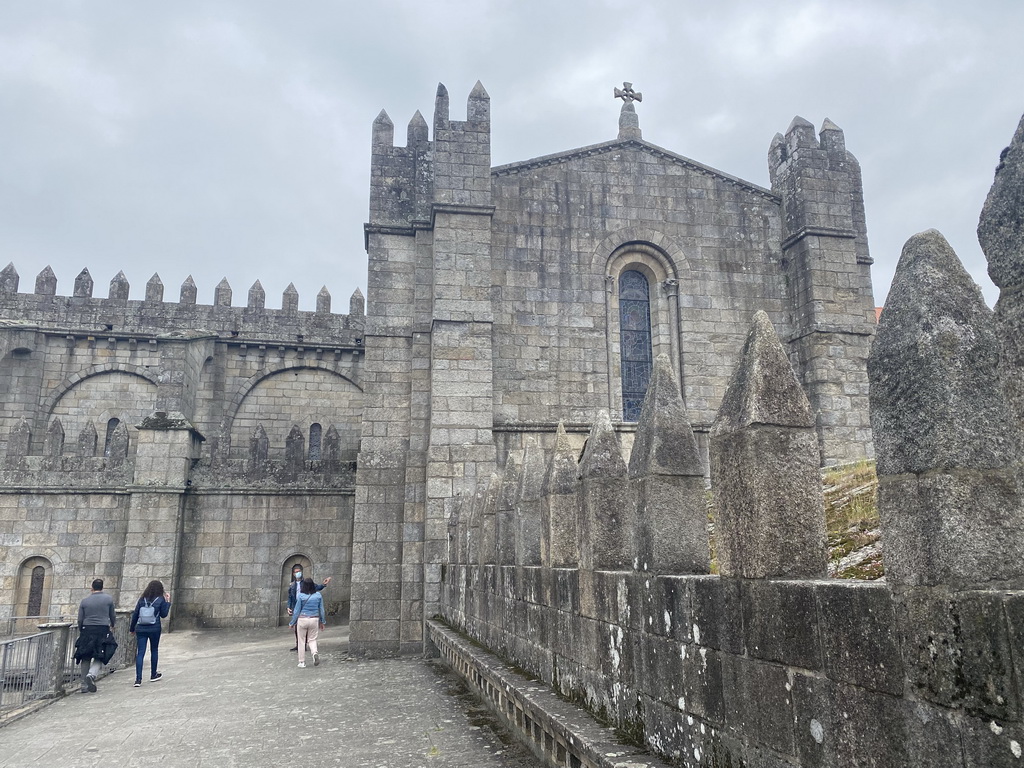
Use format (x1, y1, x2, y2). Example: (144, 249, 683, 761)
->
(309, 423, 323, 461)
(619, 270, 653, 421)
(17, 557, 52, 620)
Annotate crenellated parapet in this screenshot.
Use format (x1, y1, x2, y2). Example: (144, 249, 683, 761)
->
(0, 416, 354, 491)
(367, 107, 432, 229)
(366, 81, 492, 234)
(0, 264, 364, 346)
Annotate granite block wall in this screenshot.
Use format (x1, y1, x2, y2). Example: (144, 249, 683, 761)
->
(0, 272, 363, 625)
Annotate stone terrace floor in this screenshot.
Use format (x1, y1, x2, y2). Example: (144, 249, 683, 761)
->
(0, 624, 542, 768)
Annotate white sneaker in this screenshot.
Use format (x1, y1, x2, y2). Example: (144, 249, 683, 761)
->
(313, 652, 320, 667)
(297, 662, 305, 668)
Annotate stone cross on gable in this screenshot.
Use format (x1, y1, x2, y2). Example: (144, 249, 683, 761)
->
(614, 82, 642, 104)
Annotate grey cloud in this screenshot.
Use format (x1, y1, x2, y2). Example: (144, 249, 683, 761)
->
(1, 0, 1021, 308)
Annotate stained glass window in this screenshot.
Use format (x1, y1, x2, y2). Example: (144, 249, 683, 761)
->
(619, 270, 653, 421)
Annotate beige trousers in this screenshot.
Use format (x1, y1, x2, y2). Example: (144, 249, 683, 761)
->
(295, 616, 319, 663)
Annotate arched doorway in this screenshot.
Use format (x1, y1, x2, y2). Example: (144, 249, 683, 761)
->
(280, 555, 312, 626)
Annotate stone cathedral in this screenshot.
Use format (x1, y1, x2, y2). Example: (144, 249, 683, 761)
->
(0, 82, 876, 655)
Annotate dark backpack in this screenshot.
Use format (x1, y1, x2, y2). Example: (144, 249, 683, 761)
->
(138, 598, 157, 626)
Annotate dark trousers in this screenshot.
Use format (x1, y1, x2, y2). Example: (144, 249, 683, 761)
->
(135, 631, 161, 680)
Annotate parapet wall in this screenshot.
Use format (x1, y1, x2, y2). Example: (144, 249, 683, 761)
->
(438, 112, 1024, 766)
(442, 567, 1024, 766)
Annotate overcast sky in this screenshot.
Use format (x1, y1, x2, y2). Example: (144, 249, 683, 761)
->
(1, 1, 1021, 311)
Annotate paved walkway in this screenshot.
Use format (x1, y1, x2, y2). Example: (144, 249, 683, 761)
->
(0, 625, 541, 768)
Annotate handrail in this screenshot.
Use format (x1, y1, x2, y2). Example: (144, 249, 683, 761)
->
(0, 610, 136, 723)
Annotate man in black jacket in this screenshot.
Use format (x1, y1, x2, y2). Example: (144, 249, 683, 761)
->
(74, 579, 116, 693)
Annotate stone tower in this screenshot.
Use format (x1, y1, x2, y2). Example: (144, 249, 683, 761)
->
(354, 83, 498, 655)
(768, 117, 876, 463)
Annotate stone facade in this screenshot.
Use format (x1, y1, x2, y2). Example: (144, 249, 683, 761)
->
(0, 274, 364, 627)
(351, 82, 876, 654)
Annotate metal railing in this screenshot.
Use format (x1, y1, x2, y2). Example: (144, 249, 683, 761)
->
(0, 632, 55, 714)
(0, 610, 136, 723)
(0, 615, 65, 638)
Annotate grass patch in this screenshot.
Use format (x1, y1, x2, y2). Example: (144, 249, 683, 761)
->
(823, 460, 883, 580)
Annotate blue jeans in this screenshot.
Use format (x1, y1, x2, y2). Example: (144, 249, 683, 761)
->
(135, 631, 161, 681)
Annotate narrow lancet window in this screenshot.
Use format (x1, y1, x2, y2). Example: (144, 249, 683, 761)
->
(103, 418, 121, 457)
(619, 270, 653, 421)
(28, 565, 45, 616)
(309, 423, 323, 461)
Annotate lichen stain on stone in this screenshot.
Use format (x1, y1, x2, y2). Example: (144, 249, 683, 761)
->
(810, 718, 825, 744)
(608, 625, 623, 671)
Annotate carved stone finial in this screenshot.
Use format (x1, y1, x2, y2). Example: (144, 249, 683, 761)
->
(0, 263, 19, 295)
(146, 274, 164, 303)
(35, 266, 57, 296)
(316, 286, 331, 314)
(350, 287, 365, 317)
(214, 278, 232, 308)
(248, 280, 265, 310)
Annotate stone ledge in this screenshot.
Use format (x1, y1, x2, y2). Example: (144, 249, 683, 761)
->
(428, 619, 671, 768)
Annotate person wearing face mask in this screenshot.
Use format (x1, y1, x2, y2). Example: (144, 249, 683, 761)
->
(286, 564, 330, 651)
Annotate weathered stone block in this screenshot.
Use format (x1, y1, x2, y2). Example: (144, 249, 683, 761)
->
(690, 576, 742, 654)
(552, 568, 580, 615)
(815, 580, 903, 694)
(648, 576, 691, 642)
(898, 588, 1019, 721)
(741, 579, 821, 670)
(879, 472, 1024, 591)
(792, 674, 911, 768)
(903, 702, 967, 768)
(961, 716, 1024, 768)
(721, 654, 794, 756)
(680, 644, 725, 725)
